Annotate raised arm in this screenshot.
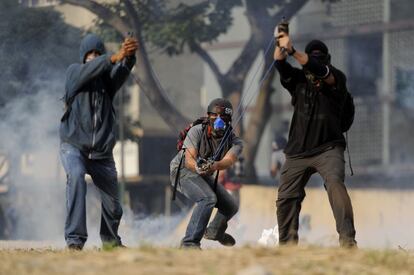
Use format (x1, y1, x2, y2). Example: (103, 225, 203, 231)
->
(108, 38, 138, 96)
(274, 31, 306, 93)
(275, 31, 335, 86)
(65, 55, 112, 99)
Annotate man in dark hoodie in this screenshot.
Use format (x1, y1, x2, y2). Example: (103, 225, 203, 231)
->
(273, 30, 357, 247)
(170, 98, 242, 249)
(59, 33, 138, 250)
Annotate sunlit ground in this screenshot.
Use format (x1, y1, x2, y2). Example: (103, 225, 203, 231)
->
(0, 245, 413, 275)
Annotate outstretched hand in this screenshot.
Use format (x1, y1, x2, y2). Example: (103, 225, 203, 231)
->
(122, 37, 139, 56)
(274, 30, 293, 60)
(111, 37, 139, 64)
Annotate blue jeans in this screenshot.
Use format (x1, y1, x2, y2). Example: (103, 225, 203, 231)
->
(171, 167, 238, 246)
(60, 142, 123, 247)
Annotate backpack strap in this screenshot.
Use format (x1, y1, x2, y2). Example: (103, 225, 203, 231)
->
(345, 132, 354, 176)
(213, 170, 220, 193)
(172, 149, 186, 201)
(341, 93, 355, 176)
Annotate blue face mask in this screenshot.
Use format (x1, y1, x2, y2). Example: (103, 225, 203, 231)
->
(213, 117, 226, 131)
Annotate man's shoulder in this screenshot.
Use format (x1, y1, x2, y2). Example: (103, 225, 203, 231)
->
(330, 66, 347, 82)
(187, 123, 204, 135)
(183, 123, 204, 149)
(66, 63, 81, 74)
(188, 123, 205, 133)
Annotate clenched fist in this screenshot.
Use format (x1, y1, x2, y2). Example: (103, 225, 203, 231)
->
(111, 37, 139, 64)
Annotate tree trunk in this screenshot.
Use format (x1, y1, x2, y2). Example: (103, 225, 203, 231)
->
(243, 57, 276, 181)
(242, 0, 308, 181)
(63, 0, 190, 132)
(220, 78, 243, 137)
(131, 32, 190, 131)
(227, 90, 243, 137)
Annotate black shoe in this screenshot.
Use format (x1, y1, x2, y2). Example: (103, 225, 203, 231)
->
(180, 242, 201, 250)
(204, 230, 236, 247)
(67, 244, 83, 251)
(218, 233, 236, 247)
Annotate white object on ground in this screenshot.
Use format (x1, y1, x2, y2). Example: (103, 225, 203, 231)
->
(257, 224, 279, 246)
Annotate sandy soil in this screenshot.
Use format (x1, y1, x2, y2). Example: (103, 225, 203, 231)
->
(0, 244, 413, 275)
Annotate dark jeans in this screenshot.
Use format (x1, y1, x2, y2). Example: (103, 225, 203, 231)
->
(171, 167, 238, 246)
(276, 146, 356, 247)
(60, 142, 123, 247)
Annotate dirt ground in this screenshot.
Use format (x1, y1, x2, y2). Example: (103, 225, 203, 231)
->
(1, 244, 413, 275)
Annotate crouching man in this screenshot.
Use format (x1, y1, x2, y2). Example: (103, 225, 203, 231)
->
(170, 98, 243, 249)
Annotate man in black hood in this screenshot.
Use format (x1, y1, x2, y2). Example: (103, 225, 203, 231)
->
(273, 29, 357, 247)
(59, 33, 138, 250)
(170, 98, 243, 249)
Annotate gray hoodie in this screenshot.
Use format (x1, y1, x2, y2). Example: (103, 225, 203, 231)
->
(60, 34, 136, 159)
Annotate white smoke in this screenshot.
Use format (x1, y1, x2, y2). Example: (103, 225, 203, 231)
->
(0, 71, 190, 248)
(0, 73, 65, 243)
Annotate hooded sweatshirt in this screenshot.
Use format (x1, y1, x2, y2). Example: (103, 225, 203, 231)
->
(60, 34, 136, 159)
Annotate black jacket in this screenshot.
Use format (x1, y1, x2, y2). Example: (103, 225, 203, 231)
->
(275, 59, 347, 157)
(59, 34, 136, 159)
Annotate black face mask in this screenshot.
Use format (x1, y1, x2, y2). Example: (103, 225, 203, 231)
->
(304, 51, 331, 91)
(310, 52, 331, 65)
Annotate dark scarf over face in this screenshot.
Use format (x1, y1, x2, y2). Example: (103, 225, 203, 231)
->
(198, 125, 232, 161)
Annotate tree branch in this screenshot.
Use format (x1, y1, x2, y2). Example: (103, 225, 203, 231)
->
(62, 0, 131, 34)
(242, 0, 309, 179)
(62, 0, 190, 130)
(272, 0, 308, 23)
(191, 42, 225, 87)
(223, 0, 264, 88)
(120, 0, 141, 32)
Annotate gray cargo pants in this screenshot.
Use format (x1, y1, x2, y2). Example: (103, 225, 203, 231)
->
(276, 146, 356, 247)
(60, 142, 123, 248)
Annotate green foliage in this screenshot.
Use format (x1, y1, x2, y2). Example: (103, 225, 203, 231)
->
(0, 0, 82, 106)
(144, 0, 242, 55)
(93, 0, 342, 56)
(93, 0, 242, 55)
(90, 2, 125, 42)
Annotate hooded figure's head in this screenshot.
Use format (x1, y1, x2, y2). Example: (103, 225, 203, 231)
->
(79, 34, 106, 63)
(207, 98, 233, 138)
(305, 39, 331, 65)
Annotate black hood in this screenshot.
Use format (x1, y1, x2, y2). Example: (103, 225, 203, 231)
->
(305, 39, 329, 55)
(79, 34, 106, 63)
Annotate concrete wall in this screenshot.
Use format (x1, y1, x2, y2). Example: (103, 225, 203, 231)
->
(175, 185, 414, 249)
(235, 185, 414, 249)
